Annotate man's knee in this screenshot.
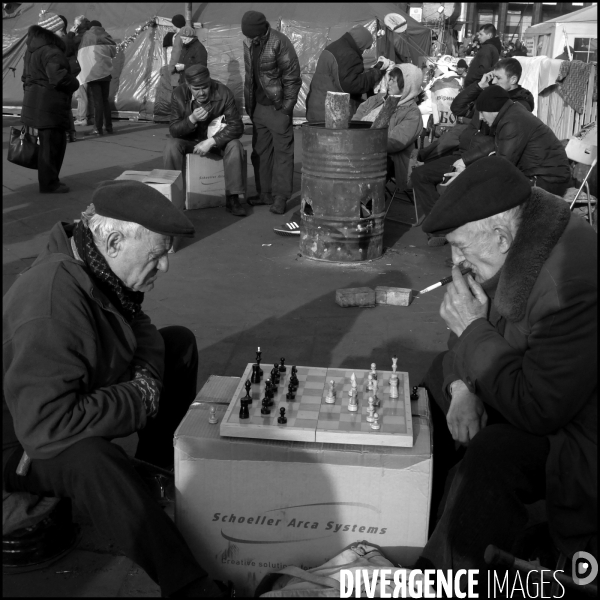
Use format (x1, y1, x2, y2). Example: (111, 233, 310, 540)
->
(223, 138, 244, 157)
(163, 137, 190, 155)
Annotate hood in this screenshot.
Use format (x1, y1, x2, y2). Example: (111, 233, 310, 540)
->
(508, 85, 535, 112)
(26, 24, 66, 53)
(397, 63, 423, 106)
(348, 26, 373, 53)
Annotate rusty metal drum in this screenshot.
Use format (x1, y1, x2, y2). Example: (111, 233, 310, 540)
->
(299, 121, 388, 262)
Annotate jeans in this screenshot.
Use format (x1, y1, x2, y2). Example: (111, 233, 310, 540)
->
(163, 137, 246, 195)
(4, 326, 205, 596)
(37, 127, 67, 192)
(73, 84, 88, 122)
(87, 79, 113, 132)
(250, 102, 294, 199)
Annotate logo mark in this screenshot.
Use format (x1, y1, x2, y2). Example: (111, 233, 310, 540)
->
(572, 551, 598, 586)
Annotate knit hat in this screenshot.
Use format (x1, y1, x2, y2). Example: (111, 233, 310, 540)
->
(178, 25, 197, 38)
(172, 14, 186, 29)
(348, 25, 373, 53)
(57, 15, 68, 31)
(422, 157, 532, 235)
(241, 11, 268, 38)
(38, 12, 65, 33)
(457, 59, 468, 69)
(476, 85, 510, 112)
(185, 64, 211, 87)
(92, 180, 195, 238)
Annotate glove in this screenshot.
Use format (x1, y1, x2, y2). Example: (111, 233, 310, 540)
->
(130, 366, 162, 418)
(377, 56, 393, 71)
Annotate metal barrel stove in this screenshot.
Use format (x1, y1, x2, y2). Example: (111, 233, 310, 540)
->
(299, 121, 388, 262)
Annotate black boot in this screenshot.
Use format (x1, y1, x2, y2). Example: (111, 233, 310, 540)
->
(225, 194, 246, 217)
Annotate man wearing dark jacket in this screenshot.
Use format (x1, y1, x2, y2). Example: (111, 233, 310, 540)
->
(3, 181, 228, 598)
(241, 10, 301, 215)
(412, 58, 536, 245)
(306, 25, 385, 123)
(172, 25, 208, 87)
(164, 64, 246, 216)
(21, 16, 79, 193)
(415, 157, 597, 592)
(464, 23, 501, 88)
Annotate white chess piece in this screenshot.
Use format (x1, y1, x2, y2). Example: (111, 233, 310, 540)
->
(348, 392, 358, 412)
(370, 412, 381, 430)
(349, 372, 358, 398)
(366, 397, 375, 422)
(372, 378, 380, 407)
(208, 406, 218, 424)
(392, 356, 398, 373)
(389, 377, 399, 399)
(325, 379, 336, 404)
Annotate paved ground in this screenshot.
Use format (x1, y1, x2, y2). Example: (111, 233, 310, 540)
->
(2, 115, 454, 596)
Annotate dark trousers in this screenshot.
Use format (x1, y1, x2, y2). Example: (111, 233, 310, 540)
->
(251, 102, 294, 199)
(4, 326, 205, 596)
(532, 176, 571, 197)
(37, 127, 68, 192)
(417, 353, 549, 593)
(163, 137, 246, 195)
(87, 80, 113, 132)
(411, 154, 458, 217)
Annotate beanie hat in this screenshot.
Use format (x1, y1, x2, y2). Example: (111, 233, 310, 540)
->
(476, 85, 510, 111)
(241, 11, 268, 38)
(184, 64, 211, 87)
(178, 25, 197, 38)
(457, 59, 468, 69)
(38, 12, 65, 33)
(422, 157, 532, 236)
(172, 14, 186, 28)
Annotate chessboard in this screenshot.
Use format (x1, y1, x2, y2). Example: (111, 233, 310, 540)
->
(220, 363, 413, 447)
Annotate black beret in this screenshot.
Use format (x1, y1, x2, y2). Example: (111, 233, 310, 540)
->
(421, 157, 532, 235)
(476, 85, 510, 111)
(92, 180, 195, 237)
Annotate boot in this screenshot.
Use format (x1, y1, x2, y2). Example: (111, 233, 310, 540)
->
(225, 194, 246, 217)
(270, 196, 287, 214)
(246, 192, 273, 206)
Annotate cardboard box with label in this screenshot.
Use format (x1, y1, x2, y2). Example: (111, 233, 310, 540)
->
(185, 151, 248, 210)
(115, 169, 185, 252)
(174, 376, 432, 597)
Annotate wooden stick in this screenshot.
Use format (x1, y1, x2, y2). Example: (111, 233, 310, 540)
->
(371, 95, 401, 129)
(324, 92, 351, 129)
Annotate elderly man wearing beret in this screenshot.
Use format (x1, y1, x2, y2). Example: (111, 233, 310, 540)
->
(413, 157, 597, 591)
(164, 63, 246, 216)
(2, 181, 228, 597)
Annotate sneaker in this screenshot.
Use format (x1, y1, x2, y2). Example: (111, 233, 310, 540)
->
(73, 119, 87, 126)
(84, 129, 103, 137)
(274, 221, 300, 236)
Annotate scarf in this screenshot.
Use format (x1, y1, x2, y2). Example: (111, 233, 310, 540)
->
(72, 220, 143, 322)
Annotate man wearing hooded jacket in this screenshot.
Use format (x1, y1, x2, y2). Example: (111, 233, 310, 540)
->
(464, 23, 502, 88)
(306, 25, 385, 123)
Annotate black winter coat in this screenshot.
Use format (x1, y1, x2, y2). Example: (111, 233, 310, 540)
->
(306, 32, 383, 122)
(65, 31, 83, 77)
(177, 38, 208, 86)
(463, 100, 572, 182)
(21, 25, 79, 130)
(242, 27, 301, 117)
(168, 80, 243, 148)
(464, 37, 502, 87)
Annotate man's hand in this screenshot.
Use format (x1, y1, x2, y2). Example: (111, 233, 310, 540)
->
(189, 105, 210, 124)
(478, 71, 494, 89)
(130, 366, 161, 418)
(175, 63, 185, 72)
(440, 266, 488, 336)
(446, 380, 488, 445)
(452, 158, 466, 173)
(377, 56, 393, 71)
(193, 138, 215, 156)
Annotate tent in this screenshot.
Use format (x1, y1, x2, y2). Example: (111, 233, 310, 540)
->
(2, 2, 431, 120)
(523, 4, 597, 61)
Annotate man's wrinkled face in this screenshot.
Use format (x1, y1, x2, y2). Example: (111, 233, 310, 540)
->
(446, 224, 507, 283)
(190, 84, 210, 103)
(491, 68, 517, 90)
(110, 230, 172, 292)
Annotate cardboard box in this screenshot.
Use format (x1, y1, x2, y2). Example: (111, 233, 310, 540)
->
(335, 287, 376, 307)
(115, 169, 185, 253)
(375, 286, 413, 306)
(174, 376, 432, 597)
(186, 151, 247, 210)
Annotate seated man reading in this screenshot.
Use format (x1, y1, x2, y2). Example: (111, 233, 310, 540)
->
(164, 63, 246, 217)
(414, 157, 597, 591)
(3, 181, 228, 598)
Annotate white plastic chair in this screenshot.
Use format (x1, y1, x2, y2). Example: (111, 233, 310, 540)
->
(565, 141, 597, 228)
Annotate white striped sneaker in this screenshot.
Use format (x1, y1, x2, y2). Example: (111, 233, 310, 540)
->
(273, 221, 301, 236)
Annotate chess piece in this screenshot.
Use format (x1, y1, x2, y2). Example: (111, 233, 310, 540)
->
(265, 379, 275, 397)
(256, 347, 263, 377)
(244, 379, 252, 402)
(410, 386, 419, 401)
(372, 378, 379, 407)
(239, 398, 250, 419)
(278, 407, 287, 424)
(279, 357, 286, 373)
(367, 364, 377, 390)
(366, 397, 375, 422)
(251, 364, 261, 384)
(392, 355, 398, 372)
(349, 372, 357, 398)
(325, 380, 336, 404)
(208, 406, 219, 424)
(289, 372, 299, 390)
(261, 397, 271, 415)
(370, 412, 381, 430)
(389, 377, 399, 399)
(348, 393, 358, 412)
(272, 364, 280, 384)
(291, 365, 297, 377)
(286, 383, 296, 400)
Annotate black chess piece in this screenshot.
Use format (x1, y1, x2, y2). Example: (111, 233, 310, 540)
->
(264, 382, 274, 406)
(279, 357, 286, 373)
(244, 379, 252, 402)
(410, 386, 419, 401)
(291, 365, 297, 376)
(239, 398, 250, 419)
(286, 383, 296, 400)
(289, 373, 299, 390)
(278, 407, 287, 424)
(260, 398, 271, 415)
(271, 364, 280, 384)
(256, 349, 263, 377)
(250, 364, 260, 384)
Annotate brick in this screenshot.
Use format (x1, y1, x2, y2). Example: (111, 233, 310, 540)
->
(335, 287, 376, 307)
(375, 286, 413, 306)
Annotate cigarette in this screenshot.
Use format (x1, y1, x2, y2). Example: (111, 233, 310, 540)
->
(419, 266, 473, 294)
